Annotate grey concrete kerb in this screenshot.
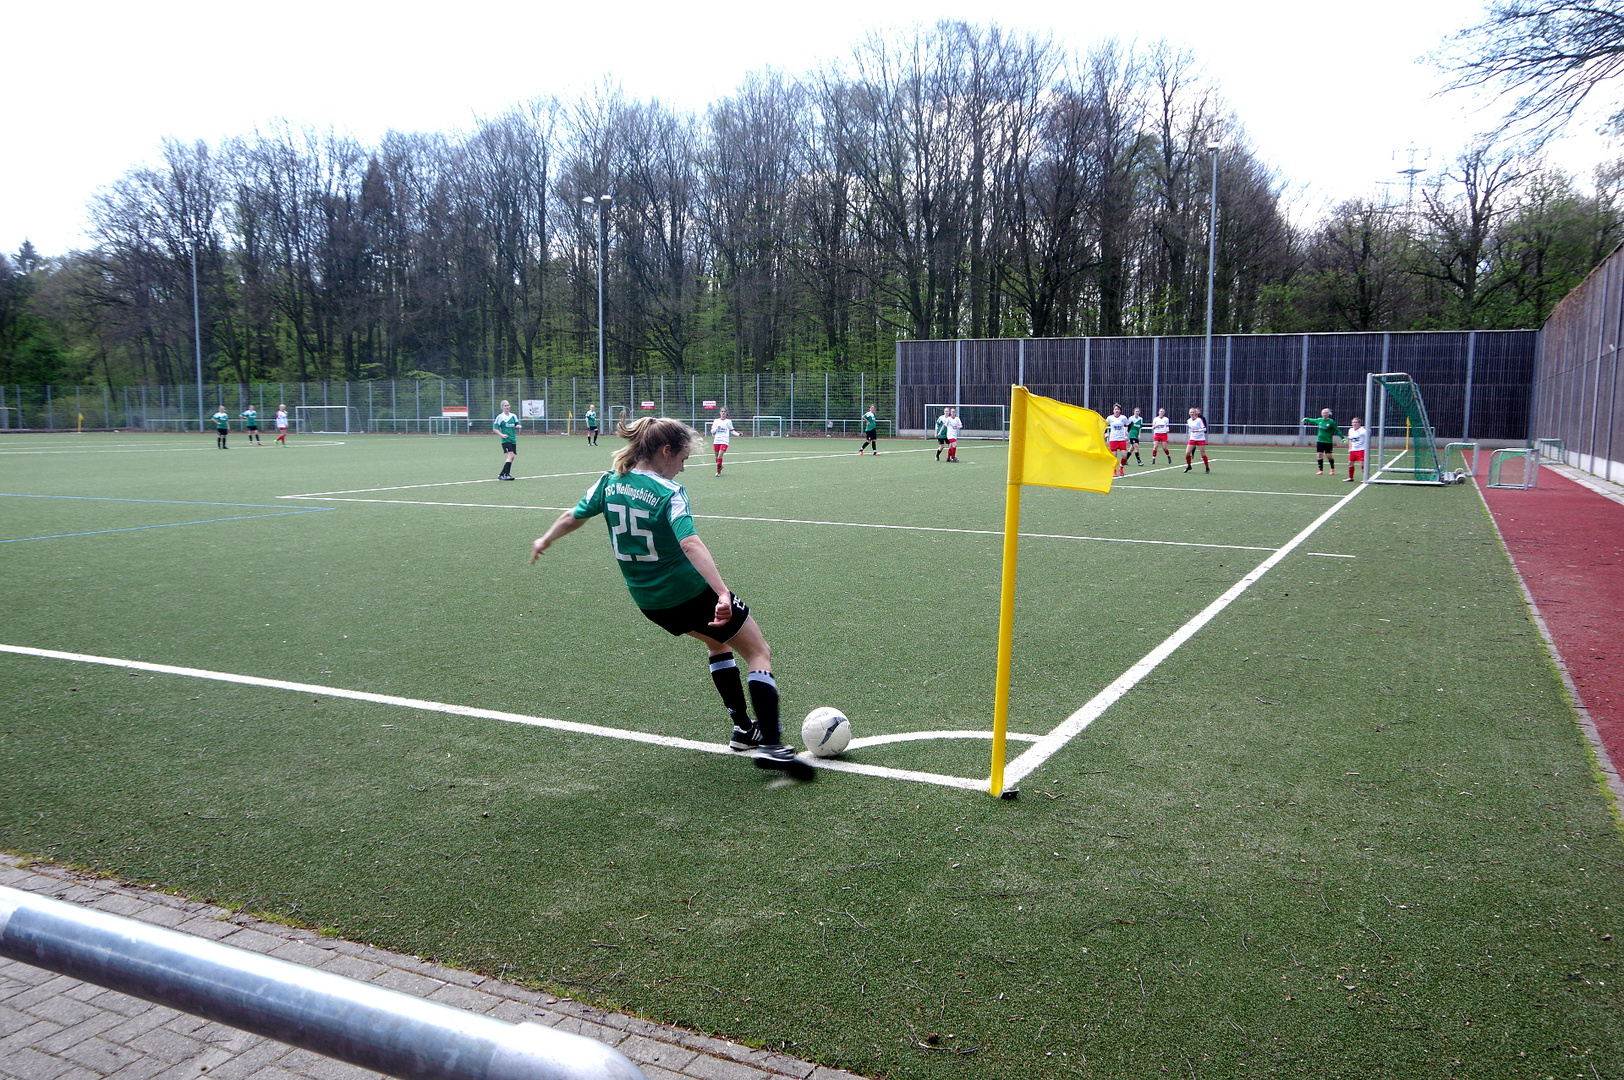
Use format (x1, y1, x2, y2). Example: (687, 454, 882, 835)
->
(0, 855, 863, 1080)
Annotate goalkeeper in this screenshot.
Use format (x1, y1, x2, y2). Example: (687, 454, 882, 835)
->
(1302, 409, 1342, 475)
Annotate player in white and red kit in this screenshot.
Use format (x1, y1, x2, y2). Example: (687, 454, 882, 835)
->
(710, 407, 739, 476)
(1104, 405, 1130, 476)
(1344, 417, 1367, 481)
(1184, 407, 1210, 473)
(1150, 409, 1172, 463)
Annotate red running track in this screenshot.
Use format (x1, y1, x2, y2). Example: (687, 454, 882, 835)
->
(1480, 467, 1624, 793)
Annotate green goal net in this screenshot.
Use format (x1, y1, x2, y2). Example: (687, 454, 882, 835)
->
(1366, 373, 1453, 485)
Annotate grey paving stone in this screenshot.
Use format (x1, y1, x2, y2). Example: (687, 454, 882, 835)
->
(636, 1064, 691, 1080)
(547, 1015, 628, 1047)
(129, 907, 189, 930)
(56, 985, 106, 1006)
(0, 1005, 35, 1039)
(680, 1053, 771, 1080)
(59, 1035, 146, 1073)
(23, 997, 104, 1033)
(34, 1012, 129, 1054)
(0, 1045, 73, 1080)
(94, 993, 165, 1020)
(171, 919, 236, 943)
(806, 1067, 867, 1080)
(213, 930, 282, 957)
(86, 894, 152, 919)
(483, 1000, 541, 1025)
(100, 1009, 181, 1046)
(46, 1066, 103, 1080)
(617, 1034, 698, 1072)
(423, 985, 496, 1014)
(100, 1058, 171, 1080)
(127, 1029, 205, 1064)
(259, 944, 331, 972)
(0, 1020, 67, 1053)
(202, 1040, 291, 1080)
(239, 1066, 305, 1080)
(362, 970, 440, 998)
(305, 957, 384, 984)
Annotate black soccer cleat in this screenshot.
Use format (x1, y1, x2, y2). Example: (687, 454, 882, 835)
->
(728, 725, 762, 751)
(749, 743, 816, 781)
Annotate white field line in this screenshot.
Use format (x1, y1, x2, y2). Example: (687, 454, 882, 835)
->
(0, 441, 346, 455)
(1110, 484, 1343, 498)
(1001, 480, 1368, 789)
(277, 494, 1284, 553)
(0, 643, 990, 792)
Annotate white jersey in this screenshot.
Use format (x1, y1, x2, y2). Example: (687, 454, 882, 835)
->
(275, 410, 288, 430)
(1152, 415, 1170, 436)
(1187, 417, 1207, 442)
(710, 418, 739, 445)
(1105, 414, 1130, 441)
(944, 415, 963, 440)
(1347, 426, 1368, 452)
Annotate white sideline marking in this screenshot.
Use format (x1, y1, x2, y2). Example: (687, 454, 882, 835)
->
(1110, 484, 1343, 498)
(276, 494, 1281, 553)
(0, 644, 989, 792)
(0, 441, 345, 455)
(1000, 481, 1367, 789)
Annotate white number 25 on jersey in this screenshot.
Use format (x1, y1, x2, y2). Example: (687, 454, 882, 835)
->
(606, 505, 659, 562)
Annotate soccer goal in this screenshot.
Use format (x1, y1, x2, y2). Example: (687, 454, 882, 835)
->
(295, 406, 359, 434)
(925, 403, 1009, 439)
(751, 415, 785, 438)
(1364, 374, 1452, 485)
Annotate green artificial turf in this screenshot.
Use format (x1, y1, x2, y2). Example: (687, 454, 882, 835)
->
(0, 431, 1620, 1079)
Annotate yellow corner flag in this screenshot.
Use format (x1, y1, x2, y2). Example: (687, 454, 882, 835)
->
(990, 386, 1113, 797)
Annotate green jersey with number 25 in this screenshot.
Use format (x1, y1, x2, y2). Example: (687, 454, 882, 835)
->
(573, 469, 707, 609)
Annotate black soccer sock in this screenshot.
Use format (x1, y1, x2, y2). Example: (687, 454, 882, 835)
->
(747, 670, 781, 744)
(709, 653, 751, 730)
(1327, 455, 1335, 469)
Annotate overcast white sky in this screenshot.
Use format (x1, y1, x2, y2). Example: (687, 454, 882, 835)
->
(5, 0, 1618, 257)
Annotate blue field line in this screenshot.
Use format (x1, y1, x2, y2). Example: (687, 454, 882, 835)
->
(1, 508, 334, 544)
(0, 493, 307, 508)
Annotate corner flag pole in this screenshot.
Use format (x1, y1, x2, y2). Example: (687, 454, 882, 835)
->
(989, 385, 1028, 798)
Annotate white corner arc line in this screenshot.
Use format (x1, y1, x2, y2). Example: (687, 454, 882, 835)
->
(1001, 482, 1368, 789)
(0, 644, 986, 793)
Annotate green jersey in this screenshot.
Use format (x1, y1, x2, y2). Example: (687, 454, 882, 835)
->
(573, 469, 707, 609)
(863, 410, 877, 434)
(241, 409, 258, 427)
(212, 411, 229, 431)
(493, 412, 520, 440)
(584, 409, 598, 429)
(1303, 417, 1341, 444)
(934, 415, 949, 438)
(1127, 416, 1143, 439)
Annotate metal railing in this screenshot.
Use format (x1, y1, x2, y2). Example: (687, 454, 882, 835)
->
(0, 886, 645, 1080)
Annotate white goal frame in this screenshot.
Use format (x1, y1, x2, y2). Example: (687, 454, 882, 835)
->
(925, 403, 1009, 440)
(294, 406, 359, 434)
(751, 415, 786, 437)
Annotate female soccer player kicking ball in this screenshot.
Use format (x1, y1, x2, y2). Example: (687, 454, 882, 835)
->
(710, 406, 739, 475)
(1184, 407, 1210, 473)
(529, 417, 813, 780)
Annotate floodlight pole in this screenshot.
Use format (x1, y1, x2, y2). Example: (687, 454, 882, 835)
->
(1202, 142, 1221, 426)
(182, 236, 204, 432)
(585, 195, 611, 421)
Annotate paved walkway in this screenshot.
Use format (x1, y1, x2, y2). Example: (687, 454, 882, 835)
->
(0, 855, 858, 1080)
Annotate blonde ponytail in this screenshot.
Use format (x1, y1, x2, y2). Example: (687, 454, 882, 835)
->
(610, 416, 698, 475)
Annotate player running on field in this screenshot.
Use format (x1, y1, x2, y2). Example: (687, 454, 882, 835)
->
(1302, 408, 1342, 474)
(710, 406, 739, 475)
(858, 405, 880, 455)
(212, 407, 230, 449)
(584, 404, 599, 446)
(493, 400, 520, 480)
(1184, 407, 1210, 473)
(934, 408, 950, 460)
(275, 404, 289, 444)
(240, 407, 262, 444)
(943, 406, 963, 461)
(1150, 408, 1172, 463)
(1127, 408, 1145, 465)
(1344, 416, 1367, 481)
(1105, 405, 1130, 477)
(529, 417, 811, 779)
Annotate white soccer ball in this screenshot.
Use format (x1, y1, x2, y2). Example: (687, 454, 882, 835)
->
(801, 707, 852, 757)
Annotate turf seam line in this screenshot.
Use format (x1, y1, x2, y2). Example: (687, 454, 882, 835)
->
(1472, 480, 1624, 819)
(1, 493, 318, 508)
(0, 644, 998, 792)
(1002, 481, 1369, 789)
(0, 510, 333, 544)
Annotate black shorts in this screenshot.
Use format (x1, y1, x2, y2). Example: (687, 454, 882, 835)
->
(937, 436, 948, 445)
(641, 586, 751, 641)
(1128, 436, 1139, 445)
(501, 441, 516, 454)
(1316, 442, 1333, 453)
(245, 425, 258, 431)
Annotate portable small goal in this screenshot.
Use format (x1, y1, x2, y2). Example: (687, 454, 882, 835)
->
(294, 406, 359, 434)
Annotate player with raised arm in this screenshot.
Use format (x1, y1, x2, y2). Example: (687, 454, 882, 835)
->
(212, 406, 230, 450)
(1105, 405, 1130, 477)
(710, 406, 739, 475)
(493, 400, 520, 480)
(274, 404, 288, 445)
(1344, 416, 1367, 481)
(858, 405, 879, 455)
(943, 407, 963, 462)
(240, 406, 262, 445)
(529, 416, 812, 780)
(1150, 408, 1172, 463)
(1302, 408, 1342, 475)
(1127, 407, 1145, 465)
(584, 404, 599, 446)
(1184, 407, 1209, 473)
(934, 408, 950, 460)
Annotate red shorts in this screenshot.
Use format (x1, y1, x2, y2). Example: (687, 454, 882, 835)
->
(1187, 439, 1207, 447)
(1349, 450, 1365, 462)
(1153, 433, 1169, 443)
(1109, 440, 1127, 452)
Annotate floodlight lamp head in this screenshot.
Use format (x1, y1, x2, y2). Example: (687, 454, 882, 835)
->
(1207, 141, 1222, 151)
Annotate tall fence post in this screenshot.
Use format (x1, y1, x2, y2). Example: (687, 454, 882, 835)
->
(1463, 330, 1477, 441)
(1298, 335, 1310, 446)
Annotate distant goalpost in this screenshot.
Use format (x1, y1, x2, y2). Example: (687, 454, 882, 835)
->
(294, 406, 359, 434)
(924, 403, 1008, 439)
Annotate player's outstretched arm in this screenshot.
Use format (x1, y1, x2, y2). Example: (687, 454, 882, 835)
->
(530, 510, 586, 563)
(678, 535, 733, 625)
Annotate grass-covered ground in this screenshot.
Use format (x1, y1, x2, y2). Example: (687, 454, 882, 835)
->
(1, 430, 1619, 1079)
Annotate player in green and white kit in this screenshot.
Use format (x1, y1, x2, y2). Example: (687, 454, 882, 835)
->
(858, 406, 879, 455)
(1126, 408, 1144, 465)
(1302, 409, 1342, 474)
(493, 400, 520, 480)
(212, 408, 230, 449)
(583, 405, 599, 446)
(529, 416, 812, 779)
(240, 407, 262, 444)
(934, 409, 950, 460)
